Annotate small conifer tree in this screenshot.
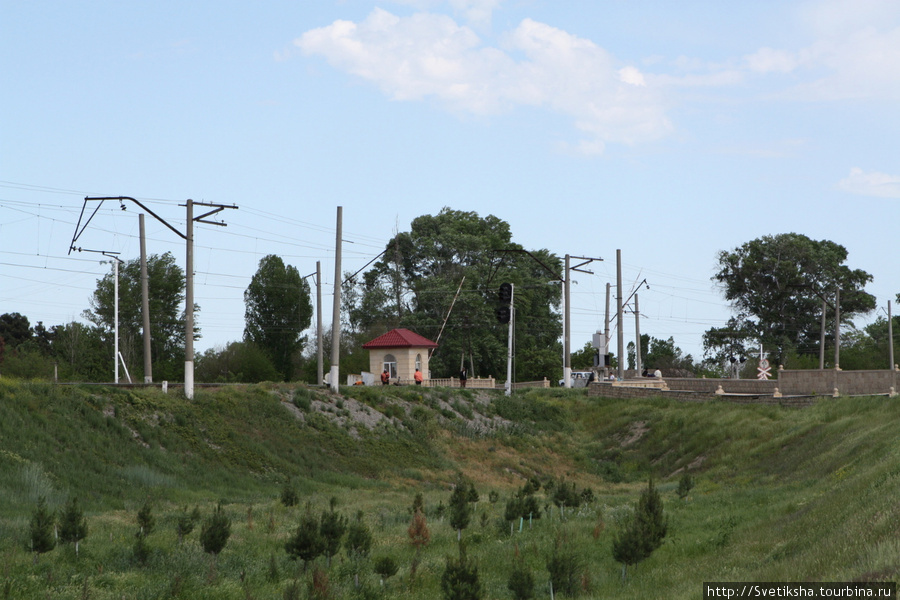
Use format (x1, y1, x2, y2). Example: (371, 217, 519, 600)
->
(29, 497, 56, 557)
(176, 506, 201, 543)
(281, 481, 299, 507)
(373, 556, 398, 586)
(137, 500, 155, 539)
(611, 478, 668, 580)
(345, 511, 373, 589)
(200, 503, 232, 557)
(285, 506, 323, 572)
(58, 497, 88, 556)
(507, 561, 535, 600)
(441, 544, 482, 600)
(449, 477, 472, 541)
(677, 471, 695, 500)
(319, 507, 347, 568)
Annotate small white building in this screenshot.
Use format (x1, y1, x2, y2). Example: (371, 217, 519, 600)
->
(362, 328, 438, 383)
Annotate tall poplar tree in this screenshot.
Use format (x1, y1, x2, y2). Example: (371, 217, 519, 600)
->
(243, 254, 312, 380)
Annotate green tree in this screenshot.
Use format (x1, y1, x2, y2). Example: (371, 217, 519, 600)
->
(0, 312, 32, 349)
(84, 252, 197, 381)
(29, 497, 56, 556)
(373, 556, 398, 586)
(344, 208, 562, 381)
(195, 341, 281, 383)
(441, 544, 482, 600)
(345, 511, 373, 589)
(285, 506, 324, 572)
(319, 506, 347, 568)
(243, 254, 312, 380)
(612, 479, 668, 580)
(200, 503, 232, 557)
(49, 322, 108, 381)
(707, 233, 875, 365)
(58, 497, 88, 556)
(449, 476, 473, 541)
(507, 561, 535, 600)
(176, 506, 201, 543)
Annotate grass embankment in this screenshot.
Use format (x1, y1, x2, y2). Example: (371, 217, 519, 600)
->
(0, 378, 898, 598)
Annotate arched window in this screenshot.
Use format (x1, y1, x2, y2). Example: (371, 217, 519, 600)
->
(383, 354, 397, 378)
(415, 354, 422, 372)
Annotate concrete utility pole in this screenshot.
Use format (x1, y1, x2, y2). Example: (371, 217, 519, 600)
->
(113, 258, 120, 383)
(604, 282, 611, 377)
(505, 284, 514, 396)
(139, 214, 152, 383)
(330, 207, 343, 393)
(317, 260, 324, 386)
(564, 254, 571, 388)
(616, 249, 624, 380)
(889, 300, 895, 371)
(834, 288, 841, 370)
(819, 300, 826, 370)
(634, 293, 642, 376)
(562, 253, 602, 388)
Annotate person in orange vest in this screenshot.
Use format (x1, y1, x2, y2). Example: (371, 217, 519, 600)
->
(414, 369, 424, 385)
(381, 369, 390, 385)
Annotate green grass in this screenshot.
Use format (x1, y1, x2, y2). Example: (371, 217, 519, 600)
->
(1, 379, 899, 598)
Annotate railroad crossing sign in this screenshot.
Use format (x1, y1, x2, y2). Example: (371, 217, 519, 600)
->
(757, 345, 771, 380)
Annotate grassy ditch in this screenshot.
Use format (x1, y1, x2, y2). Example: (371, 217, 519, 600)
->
(0, 378, 898, 598)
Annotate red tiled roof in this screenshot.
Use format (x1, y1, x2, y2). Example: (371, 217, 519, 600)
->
(362, 328, 438, 349)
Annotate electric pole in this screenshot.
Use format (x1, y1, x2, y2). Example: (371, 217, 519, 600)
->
(616, 249, 624, 380)
(330, 207, 342, 393)
(140, 214, 152, 383)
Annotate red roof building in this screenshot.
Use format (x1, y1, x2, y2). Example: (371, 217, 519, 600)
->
(362, 328, 438, 383)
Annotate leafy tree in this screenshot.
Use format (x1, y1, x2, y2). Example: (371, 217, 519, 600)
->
(441, 544, 482, 600)
(344, 208, 562, 381)
(243, 254, 312, 380)
(196, 341, 281, 383)
(285, 506, 324, 572)
(29, 497, 56, 556)
(0, 312, 31, 349)
(49, 322, 107, 381)
(84, 252, 197, 381)
(707, 233, 875, 365)
(58, 497, 88, 556)
(200, 503, 232, 557)
(612, 479, 668, 580)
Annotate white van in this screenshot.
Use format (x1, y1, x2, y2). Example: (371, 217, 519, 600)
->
(558, 371, 595, 388)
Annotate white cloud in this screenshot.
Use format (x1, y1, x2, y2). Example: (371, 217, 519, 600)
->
(837, 167, 900, 198)
(293, 9, 671, 152)
(743, 2, 900, 100)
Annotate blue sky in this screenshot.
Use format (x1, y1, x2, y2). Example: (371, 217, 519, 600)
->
(2, 0, 898, 368)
